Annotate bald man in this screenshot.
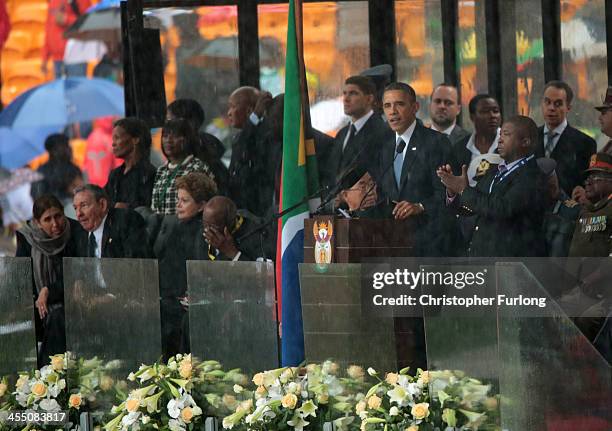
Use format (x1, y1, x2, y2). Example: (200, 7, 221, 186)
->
(201, 196, 270, 261)
(228, 87, 273, 216)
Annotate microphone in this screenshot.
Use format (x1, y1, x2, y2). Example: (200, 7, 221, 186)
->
(357, 139, 406, 211)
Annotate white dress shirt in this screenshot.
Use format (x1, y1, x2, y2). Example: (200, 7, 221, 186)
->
(543, 118, 568, 155)
(343, 110, 374, 150)
(91, 215, 107, 258)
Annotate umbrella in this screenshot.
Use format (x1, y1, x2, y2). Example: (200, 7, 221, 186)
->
(0, 168, 43, 195)
(0, 126, 61, 169)
(0, 77, 124, 129)
(64, 1, 121, 41)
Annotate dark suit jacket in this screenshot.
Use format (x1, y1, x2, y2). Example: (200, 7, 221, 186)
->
(73, 208, 152, 258)
(536, 124, 596, 196)
(325, 113, 389, 190)
(374, 122, 453, 256)
(448, 124, 471, 146)
(454, 157, 547, 257)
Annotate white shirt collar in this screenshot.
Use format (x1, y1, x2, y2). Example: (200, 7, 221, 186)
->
(91, 214, 107, 258)
(395, 120, 417, 159)
(466, 128, 500, 158)
(544, 118, 568, 136)
(352, 110, 374, 133)
(432, 122, 457, 136)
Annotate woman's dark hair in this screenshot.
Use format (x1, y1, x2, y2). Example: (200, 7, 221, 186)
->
(161, 118, 198, 159)
(113, 117, 152, 160)
(33, 194, 64, 220)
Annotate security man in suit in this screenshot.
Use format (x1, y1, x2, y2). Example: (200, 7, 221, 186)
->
(327, 75, 389, 191)
(429, 83, 470, 146)
(537, 80, 597, 197)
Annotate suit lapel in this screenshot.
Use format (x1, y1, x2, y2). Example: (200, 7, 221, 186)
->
(399, 124, 420, 189)
(101, 212, 112, 257)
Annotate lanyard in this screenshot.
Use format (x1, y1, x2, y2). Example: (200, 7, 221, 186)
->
(489, 156, 531, 193)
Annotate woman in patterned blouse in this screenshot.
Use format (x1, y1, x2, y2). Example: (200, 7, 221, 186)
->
(151, 119, 215, 214)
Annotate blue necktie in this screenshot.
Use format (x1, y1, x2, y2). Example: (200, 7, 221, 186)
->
(394, 138, 405, 188)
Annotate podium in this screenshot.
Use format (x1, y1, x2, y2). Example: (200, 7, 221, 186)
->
(300, 217, 424, 370)
(303, 216, 417, 263)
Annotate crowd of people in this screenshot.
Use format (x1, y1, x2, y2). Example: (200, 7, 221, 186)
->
(12, 73, 612, 364)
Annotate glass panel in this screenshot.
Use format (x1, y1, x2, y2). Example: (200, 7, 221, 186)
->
(0, 258, 37, 374)
(422, 258, 611, 430)
(258, 2, 370, 135)
(514, 0, 544, 123)
(395, 0, 444, 123)
(457, 0, 488, 131)
(560, 0, 607, 143)
(63, 258, 162, 374)
(299, 264, 401, 372)
(186, 261, 278, 373)
(149, 6, 240, 146)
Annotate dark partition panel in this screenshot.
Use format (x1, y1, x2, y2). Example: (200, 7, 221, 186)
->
(0, 258, 37, 374)
(186, 260, 279, 373)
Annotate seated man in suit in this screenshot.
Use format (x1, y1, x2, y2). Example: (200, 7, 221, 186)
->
(201, 196, 266, 261)
(329, 75, 389, 189)
(537, 80, 596, 197)
(72, 184, 151, 258)
(438, 115, 548, 257)
(429, 83, 470, 145)
(375, 82, 452, 256)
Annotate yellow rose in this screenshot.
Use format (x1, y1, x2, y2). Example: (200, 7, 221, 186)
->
(347, 365, 365, 380)
(406, 426, 419, 431)
(179, 360, 192, 379)
(255, 385, 267, 397)
(317, 393, 329, 404)
(281, 393, 298, 409)
(252, 373, 265, 386)
(411, 403, 430, 420)
(99, 375, 114, 391)
(222, 394, 238, 409)
(181, 407, 194, 423)
(419, 371, 430, 385)
(16, 375, 28, 390)
(237, 399, 253, 413)
(355, 400, 366, 414)
(0, 383, 7, 397)
(69, 393, 82, 409)
(484, 397, 498, 410)
(385, 373, 399, 385)
(367, 395, 382, 410)
(31, 382, 47, 397)
(51, 355, 64, 371)
(126, 398, 140, 413)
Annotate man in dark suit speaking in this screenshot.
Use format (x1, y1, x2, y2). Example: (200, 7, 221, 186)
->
(375, 82, 452, 256)
(438, 116, 547, 257)
(72, 185, 151, 258)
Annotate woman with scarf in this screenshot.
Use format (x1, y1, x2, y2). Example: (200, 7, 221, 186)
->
(16, 194, 79, 366)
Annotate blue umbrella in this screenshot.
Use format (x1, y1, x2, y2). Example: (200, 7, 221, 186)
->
(0, 126, 61, 169)
(87, 0, 121, 12)
(0, 77, 124, 128)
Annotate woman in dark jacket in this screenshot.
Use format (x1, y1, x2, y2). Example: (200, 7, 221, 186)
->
(150, 172, 217, 359)
(16, 194, 79, 366)
(104, 117, 157, 209)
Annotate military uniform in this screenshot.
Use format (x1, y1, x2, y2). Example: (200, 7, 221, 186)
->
(568, 195, 612, 257)
(544, 198, 581, 256)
